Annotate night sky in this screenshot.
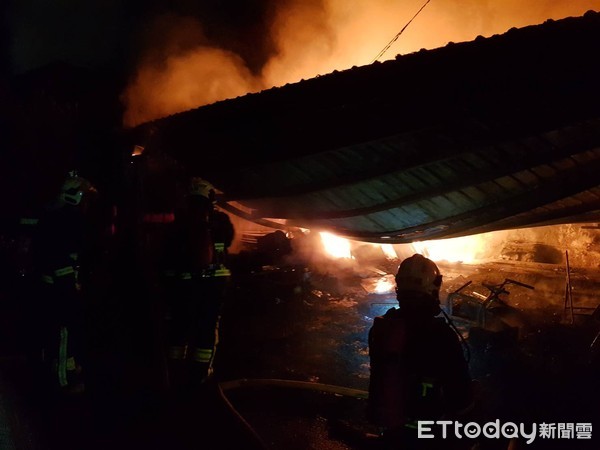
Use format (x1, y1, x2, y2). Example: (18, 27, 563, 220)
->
(3, 0, 277, 77)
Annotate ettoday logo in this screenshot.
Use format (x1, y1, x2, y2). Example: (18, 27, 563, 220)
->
(417, 420, 593, 444)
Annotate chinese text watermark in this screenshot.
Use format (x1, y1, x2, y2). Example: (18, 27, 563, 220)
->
(417, 420, 592, 444)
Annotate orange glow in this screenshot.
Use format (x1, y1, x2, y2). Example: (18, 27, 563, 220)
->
(122, 1, 598, 126)
(319, 231, 353, 259)
(319, 233, 398, 261)
(374, 275, 396, 294)
(122, 46, 263, 127)
(317, 230, 509, 264)
(380, 243, 398, 260)
(410, 231, 512, 263)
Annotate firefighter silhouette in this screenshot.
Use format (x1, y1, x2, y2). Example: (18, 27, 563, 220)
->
(33, 170, 97, 394)
(367, 254, 473, 449)
(162, 176, 234, 391)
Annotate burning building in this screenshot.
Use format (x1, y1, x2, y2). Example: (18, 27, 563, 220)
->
(2, 4, 600, 450)
(118, 10, 600, 448)
(127, 10, 600, 244)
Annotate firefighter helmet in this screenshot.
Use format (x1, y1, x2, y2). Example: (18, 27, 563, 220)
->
(395, 253, 442, 299)
(60, 171, 95, 206)
(189, 177, 215, 202)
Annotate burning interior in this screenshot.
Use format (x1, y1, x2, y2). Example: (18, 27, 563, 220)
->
(208, 213, 600, 449)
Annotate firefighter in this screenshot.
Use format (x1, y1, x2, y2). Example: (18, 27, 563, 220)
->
(33, 170, 97, 395)
(163, 176, 234, 392)
(367, 253, 473, 449)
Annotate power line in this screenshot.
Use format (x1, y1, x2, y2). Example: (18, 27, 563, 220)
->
(371, 0, 432, 63)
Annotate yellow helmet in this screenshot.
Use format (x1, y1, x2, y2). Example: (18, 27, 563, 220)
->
(189, 177, 215, 202)
(60, 171, 95, 206)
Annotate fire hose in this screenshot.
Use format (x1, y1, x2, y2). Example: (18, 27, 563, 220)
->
(215, 378, 369, 450)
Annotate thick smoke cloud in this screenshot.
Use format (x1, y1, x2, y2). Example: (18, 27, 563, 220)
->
(121, 0, 599, 127)
(120, 13, 264, 127)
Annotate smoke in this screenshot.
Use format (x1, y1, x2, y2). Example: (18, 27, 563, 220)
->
(121, 13, 265, 127)
(121, 0, 599, 126)
(121, 41, 263, 127)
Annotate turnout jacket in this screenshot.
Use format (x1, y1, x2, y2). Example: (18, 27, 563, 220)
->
(367, 306, 472, 428)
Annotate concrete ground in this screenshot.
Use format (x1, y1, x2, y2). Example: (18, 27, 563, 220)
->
(215, 257, 600, 449)
(0, 256, 599, 449)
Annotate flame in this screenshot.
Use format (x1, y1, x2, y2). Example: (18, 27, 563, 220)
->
(411, 233, 501, 264)
(374, 275, 396, 294)
(318, 230, 507, 264)
(319, 233, 398, 261)
(319, 231, 353, 259)
(380, 243, 398, 260)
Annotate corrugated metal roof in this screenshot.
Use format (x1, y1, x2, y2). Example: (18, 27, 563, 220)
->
(128, 10, 600, 243)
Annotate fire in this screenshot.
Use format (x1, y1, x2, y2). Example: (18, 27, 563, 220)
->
(319, 231, 353, 259)
(374, 275, 396, 294)
(380, 244, 398, 260)
(411, 235, 489, 264)
(318, 233, 399, 261)
(318, 231, 505, 264)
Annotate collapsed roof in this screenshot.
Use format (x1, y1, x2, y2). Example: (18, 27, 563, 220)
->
(129, 10, 600, 243)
